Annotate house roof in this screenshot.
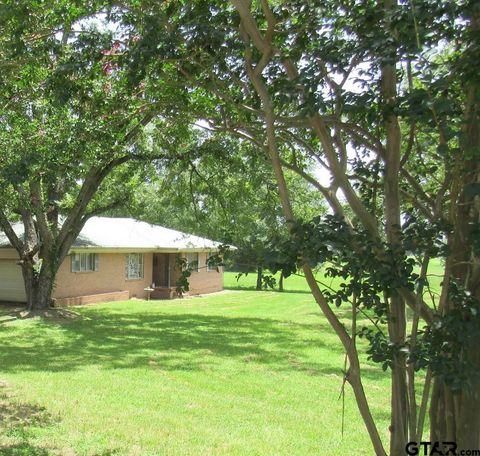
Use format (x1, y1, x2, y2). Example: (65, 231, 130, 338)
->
(0, 217, 221, 252)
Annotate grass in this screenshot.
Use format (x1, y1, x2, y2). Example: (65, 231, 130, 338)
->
(0, 289, 392, 456)
(1, 261, 442, 455)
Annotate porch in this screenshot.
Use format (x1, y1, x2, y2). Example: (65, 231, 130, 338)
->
(150, 253, 179, 299)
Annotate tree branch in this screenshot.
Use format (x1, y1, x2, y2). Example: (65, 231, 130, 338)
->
(0, 211, 24, 253)
(29, 180, 54, 251)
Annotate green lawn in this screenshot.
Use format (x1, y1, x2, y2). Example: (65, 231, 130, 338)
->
(0, 287, 396, 456)
(2, 259, 442, 456)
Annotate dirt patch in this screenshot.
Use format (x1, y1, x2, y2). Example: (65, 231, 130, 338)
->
(243, 353, 260, 363)
(0, 304, 82, 324)
(25, 308, 82, 321)
(183, 289, 243, 299)
(0, 383, 54, 430)
(287, 353, 321, 376)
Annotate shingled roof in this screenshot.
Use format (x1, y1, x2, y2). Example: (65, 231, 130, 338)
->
(0, 217, 221, 251)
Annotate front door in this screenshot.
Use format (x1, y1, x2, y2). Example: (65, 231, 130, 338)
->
(152, 253, 170, 287)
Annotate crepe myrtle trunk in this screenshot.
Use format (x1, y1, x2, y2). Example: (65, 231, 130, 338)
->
(20, 255, 58, 311)
(429, 193, 480, 449)
(429, 289, 480, 450)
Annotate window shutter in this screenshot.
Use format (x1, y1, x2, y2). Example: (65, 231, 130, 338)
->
(94, 254, 99, 271)
(80, 254, 86, 271)
(207, 252, 215, 272)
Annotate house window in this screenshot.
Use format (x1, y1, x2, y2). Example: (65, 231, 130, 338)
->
(126, 253, 144, 280)
(71, 253, 99, 272)
(207, 252, 217, 272)
(185, 252, 199, 272)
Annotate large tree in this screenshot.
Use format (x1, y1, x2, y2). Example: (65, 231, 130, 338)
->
(121, 0, 480, 453)
(0, 1, 187, 310)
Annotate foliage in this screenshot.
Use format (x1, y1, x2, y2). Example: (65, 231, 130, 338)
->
(411, 283, 480, 393)
(1, 0, 479, 450)
(116, 131, 325, 287)
(174, 247, 227, 294)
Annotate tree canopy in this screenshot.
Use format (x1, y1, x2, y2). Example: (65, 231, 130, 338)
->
(119, 131, 325, 289)
(0, 1, 191, 309)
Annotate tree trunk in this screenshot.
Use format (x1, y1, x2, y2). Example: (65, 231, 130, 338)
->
(380, 0, 409, 447)
(278, 272, 284, 292)
(21, 258, 56, 311)
(256, 267, 263, 290)
(430, 353, 480, 450)
(457, 352, 480, 448)
(451, 37, 480, 448)
(430, 181, 480, 448)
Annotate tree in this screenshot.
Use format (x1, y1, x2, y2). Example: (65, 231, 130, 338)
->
(120, 0, 480, 453)
(0, 1, 187, 310)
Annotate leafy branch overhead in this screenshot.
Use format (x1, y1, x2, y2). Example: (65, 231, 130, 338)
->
(119, 0, 480, 452)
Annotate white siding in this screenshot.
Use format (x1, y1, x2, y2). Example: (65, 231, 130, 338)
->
(0, 260, 26, 302)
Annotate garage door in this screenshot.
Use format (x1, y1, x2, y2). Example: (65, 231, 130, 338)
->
(0, 260, 26, 302)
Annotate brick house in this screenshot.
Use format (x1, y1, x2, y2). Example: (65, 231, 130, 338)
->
(0, 217, 223, 305)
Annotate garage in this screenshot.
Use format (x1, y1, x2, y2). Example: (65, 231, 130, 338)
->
(0, 260, 26, 302)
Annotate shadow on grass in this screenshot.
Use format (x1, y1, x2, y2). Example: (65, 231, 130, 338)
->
(0, 440, 50, 456)
(0, 383, 56, 456)
(0, 308, 386, 382)
(0, 304, 27, 325)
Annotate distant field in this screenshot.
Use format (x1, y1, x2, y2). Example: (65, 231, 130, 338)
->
(225, 257, 444, 304)
(224, 270, 312, 292)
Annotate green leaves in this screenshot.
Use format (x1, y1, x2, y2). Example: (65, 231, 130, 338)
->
(410, 283, 480, 392)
